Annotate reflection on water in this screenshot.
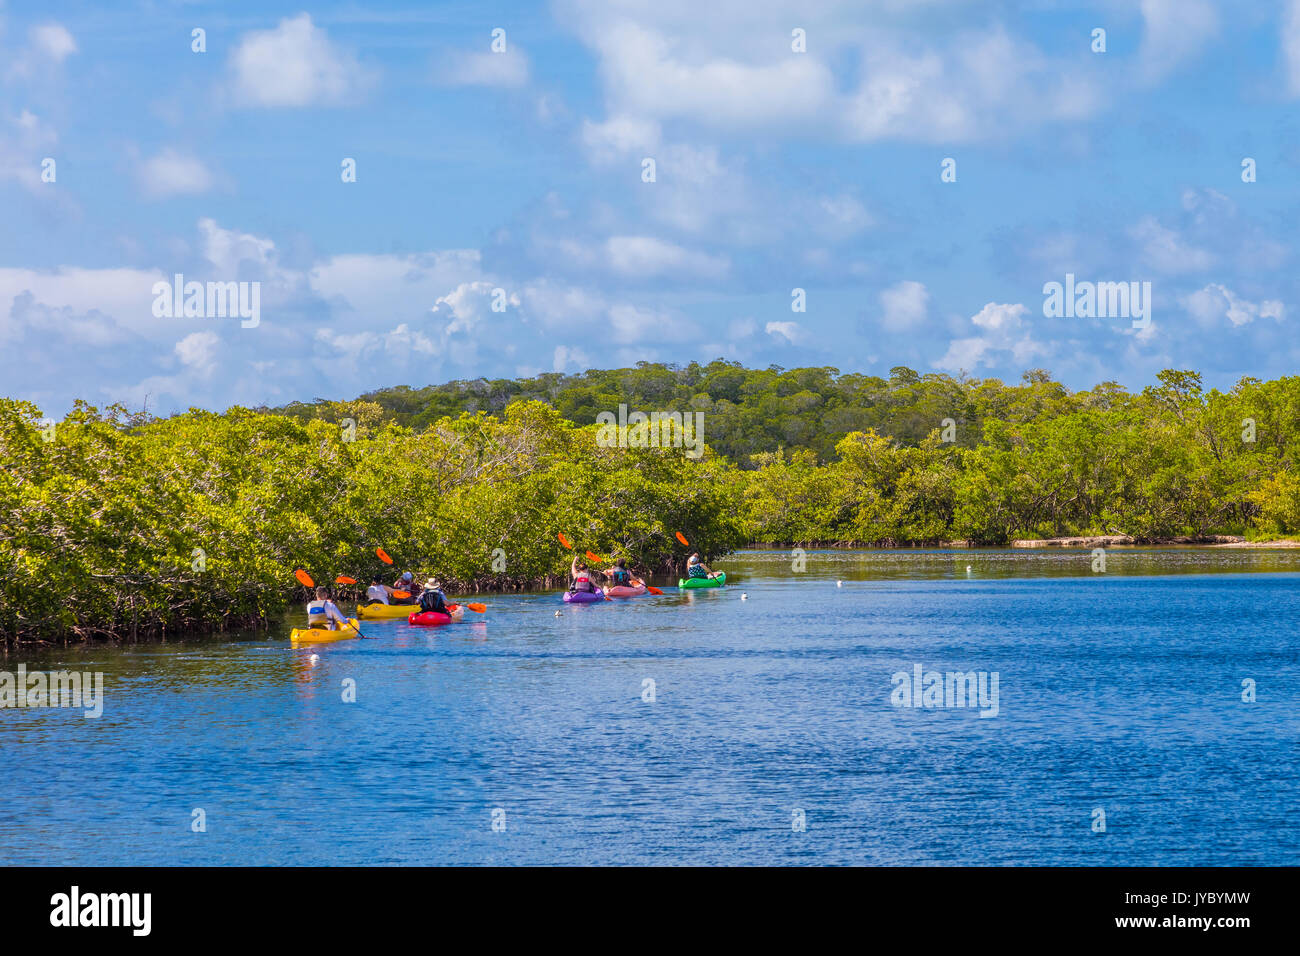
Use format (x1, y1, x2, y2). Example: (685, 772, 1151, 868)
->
(1, 549, 1297, 866)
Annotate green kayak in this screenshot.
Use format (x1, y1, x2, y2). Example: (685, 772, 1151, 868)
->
(678, 571, 726, 589)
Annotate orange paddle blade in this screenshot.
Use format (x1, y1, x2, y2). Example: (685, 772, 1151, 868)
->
(585, 550, 604, 564)
(376, 547, 393, 564)
(464, 603, 487, 613)
(557, 532, 572, 549)
(294, 569, 315, 587)
(335, 576, 356, 585)
(391, 590, 411, 600)
(675, 531, 689, 546)
(646, 585, 664, 595)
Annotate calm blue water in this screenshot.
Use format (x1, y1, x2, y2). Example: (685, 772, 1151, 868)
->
(2, 549, 1298, 865)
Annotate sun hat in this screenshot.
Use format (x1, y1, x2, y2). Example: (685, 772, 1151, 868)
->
(424, 578, 441, 590)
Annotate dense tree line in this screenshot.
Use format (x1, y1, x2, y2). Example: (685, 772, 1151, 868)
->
(266, 360, 1033, 463)
(0, 398, 741, 643)
(7, 362, 1300, 642)
(731, 369, 1300, 545)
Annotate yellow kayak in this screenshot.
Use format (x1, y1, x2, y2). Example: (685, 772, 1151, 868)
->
(290, 619, 361, 644)
(356, 602, 419, 620)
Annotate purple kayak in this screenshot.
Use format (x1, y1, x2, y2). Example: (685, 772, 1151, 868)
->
(562, 588, 604, 604)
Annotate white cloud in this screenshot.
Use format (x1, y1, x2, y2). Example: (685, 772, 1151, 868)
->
(0, 266, 166, 340)
(553, 345, 589, 371)
(520, 281, 692, 343)
(581, 115, 662, 165)
(583, 20, 835, 131)
(175, 331, 220, 374)
(936, 336, 992, 372)
(0, 109, 59, 192)
(604, 236, 729, 279)
(198, 218, 278, 275)
(817, 194, 873, 238)
(30, 23, 77, 62)
(7, 22, 77, 79)
(227, 14, 372, 108)
(138, 149, 214, 199)
(607, 303, 685, 339)
(935, 302, 1044, 372)
(845, 27, 1101, 142)
(765, 320, 802, 344)
(311, 250, 483, 316)
(317, 322, 438, 359)
(1284, 1, 1300, 96)
(1137, 0, 1218, 83)
(971, 301, 1029, 332)
(437, 49, 530, 88)
(2, 291, 128, 348)
(880, 280, 929, 331)
(562, 3, 1101, 145)
(1184, 284, 1285, 327)
(1128, 216, 1215, 273)
(431, 280, 518, 339)
(728, 317, 756, 339)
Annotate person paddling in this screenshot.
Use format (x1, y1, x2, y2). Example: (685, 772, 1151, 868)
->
(306, 586, 352, 631)
(391, 571, 417, 604)
(570, 556, 599, 594)
(366, 574, 394, 605)
(686, 553, 720, 581)
(417, 578, 450, 615)
(604, 558, 640, 588)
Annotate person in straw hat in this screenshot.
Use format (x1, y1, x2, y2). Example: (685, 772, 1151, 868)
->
(416, 577, 449, 616)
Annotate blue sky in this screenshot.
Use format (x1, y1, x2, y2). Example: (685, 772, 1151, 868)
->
(4, 0, 1300, 416)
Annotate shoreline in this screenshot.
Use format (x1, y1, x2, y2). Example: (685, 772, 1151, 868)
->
(745, 536, 1300, 549)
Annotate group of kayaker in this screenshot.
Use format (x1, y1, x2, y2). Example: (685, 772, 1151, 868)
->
(307, 551, 722, 630)
(567, 552, 719, 595)
(307, 570, 449, 631)
(367, 571, 451, 615)
(569, 555, 638, 595)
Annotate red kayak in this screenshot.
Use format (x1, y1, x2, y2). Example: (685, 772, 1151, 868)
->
(408, 604, 466, 626)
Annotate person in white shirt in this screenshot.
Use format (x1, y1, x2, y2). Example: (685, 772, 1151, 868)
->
(366, 574, 392, 605)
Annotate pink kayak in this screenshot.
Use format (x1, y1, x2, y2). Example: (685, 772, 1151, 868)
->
(603, 583, 648, 598)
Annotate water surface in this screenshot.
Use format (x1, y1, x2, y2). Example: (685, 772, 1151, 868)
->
(2, 549, 1297, 865)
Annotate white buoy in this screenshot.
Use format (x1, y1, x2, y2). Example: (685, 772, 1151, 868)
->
(741, 593, 748, 600)
(554, 610, 562, 617)
(837, 580, 843, 587)
(309, 654, 319, 663)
